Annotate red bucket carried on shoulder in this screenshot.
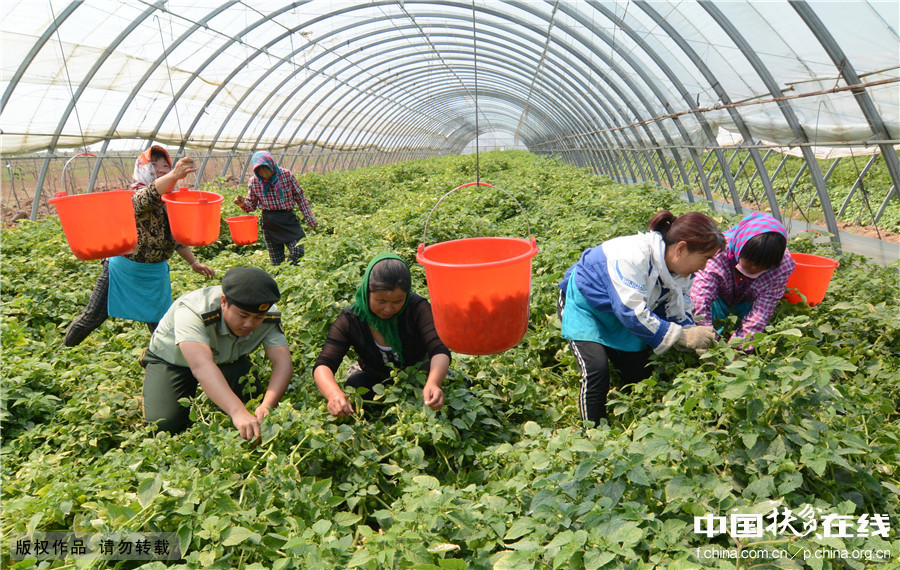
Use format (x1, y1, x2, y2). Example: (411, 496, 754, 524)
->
(48, 152, 138, 261)
(161, 187, 224, 246)
(416, 182, 538, 356)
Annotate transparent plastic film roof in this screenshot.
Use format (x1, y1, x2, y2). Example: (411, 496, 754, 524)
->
(3, 1, 898, 154)
(1, 1, 899, 255)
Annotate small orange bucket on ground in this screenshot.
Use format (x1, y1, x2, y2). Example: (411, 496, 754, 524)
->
(161, 188, 224, 246)
(416, 182, 538, 355)
(783, 252, 839, 305)
(49, 152, 138, 261)
(226, 215, 258, 245)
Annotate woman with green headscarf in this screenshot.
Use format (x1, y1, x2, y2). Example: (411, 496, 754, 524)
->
(313, 253, 451, 417)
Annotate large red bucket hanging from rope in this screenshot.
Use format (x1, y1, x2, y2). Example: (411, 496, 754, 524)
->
(161, 187, 224, 246)
(416, 182, 538, 355)
(48, 152, 138, 261)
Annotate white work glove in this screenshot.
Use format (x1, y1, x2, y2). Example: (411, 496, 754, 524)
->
(677, 326, 717, 354)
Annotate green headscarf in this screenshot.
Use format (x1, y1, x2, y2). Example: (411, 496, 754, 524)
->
(351, 253, 410, 364)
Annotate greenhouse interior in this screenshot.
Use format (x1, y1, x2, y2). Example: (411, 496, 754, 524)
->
(2, 1, 899, 568)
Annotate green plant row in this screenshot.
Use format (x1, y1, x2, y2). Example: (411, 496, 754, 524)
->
(2, 150, 898, 569)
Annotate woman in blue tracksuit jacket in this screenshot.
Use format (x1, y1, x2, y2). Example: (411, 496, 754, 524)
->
(558, 210, 725, 425)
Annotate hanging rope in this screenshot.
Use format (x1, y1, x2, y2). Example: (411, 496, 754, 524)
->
(48, 1, 88, 152)
(155, 14, 185, 156)
(472, 0, 480, 183)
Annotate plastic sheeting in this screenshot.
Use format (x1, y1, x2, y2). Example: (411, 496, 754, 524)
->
(2, 1, 897, 157)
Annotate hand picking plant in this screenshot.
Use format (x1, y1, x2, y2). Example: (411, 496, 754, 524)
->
(2, 150, 898, 569)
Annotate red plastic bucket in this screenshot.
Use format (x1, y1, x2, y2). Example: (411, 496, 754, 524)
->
(161, 188, 224, 246)
(418, 237, 538, 355)
(50, 190, 138, 260)
(416, 182, 538, 355)
(49, 152, 138, 261)
(783, 252, 839, 305)
(226, 215, 258, 245)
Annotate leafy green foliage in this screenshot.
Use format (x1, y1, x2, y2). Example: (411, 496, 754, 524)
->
(2, 150, 898, 568)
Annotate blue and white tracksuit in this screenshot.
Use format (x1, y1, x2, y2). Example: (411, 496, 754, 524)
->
(558, 232, 695, 423)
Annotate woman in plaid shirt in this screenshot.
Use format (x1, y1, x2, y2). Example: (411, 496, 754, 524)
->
(234, 151, 318, 265)
(690, 212, 796, 348)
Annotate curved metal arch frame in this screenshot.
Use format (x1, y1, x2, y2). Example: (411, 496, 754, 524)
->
(28, 0, 165, 220)
(582, 1, 721, 200)
(233, 26, 588, 175)
(8, 0, 894, 252)
(147, 1, 311, 149)
(789, 1, 900, 203)
(302, 58, 617, 178)
(633, 0, 779, 216)
(331, 65, 583, 169)
(315, 79, 571, 172)
(18, 1, 678, 201)
(253, 13, 632, 178)
(1, 0, 83, 111)
(486, 0, 680, 184)
(243, 5, 636, 170)
(305, 71, 563, 167)
(282, 31, 616, 174)
(204, 2, 670, 185)
(319, 23, 628, 178)
(701, 2, 841, 245)
(301, 77, 571, 176)
(506, 0, 679, 188)
(87, 1, 241, 193)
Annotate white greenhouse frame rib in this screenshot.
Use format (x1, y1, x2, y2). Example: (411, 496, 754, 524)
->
(1, 0, 896, 254)
(633, 1, 781, 219)
(26, 0, 165, 220)
(790, 1, 900, 218)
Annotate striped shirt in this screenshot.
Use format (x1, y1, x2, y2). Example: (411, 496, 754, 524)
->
(690, 248, 796, 340)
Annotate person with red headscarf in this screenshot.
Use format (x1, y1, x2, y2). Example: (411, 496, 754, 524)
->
(64, 146, 215, 347)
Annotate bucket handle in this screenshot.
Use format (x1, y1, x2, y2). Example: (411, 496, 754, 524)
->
(421, 181, 531, 245)
(59, 152, 97, 196)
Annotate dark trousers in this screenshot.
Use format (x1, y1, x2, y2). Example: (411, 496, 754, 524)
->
(264, 237, 304, 266)
(261, 210, 306, 266)
(558, 289, 651, 425)
(65, 259, 156, 347)
(140, 351, 257, 434)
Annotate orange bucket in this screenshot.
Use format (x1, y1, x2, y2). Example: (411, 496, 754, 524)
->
(50, 190, 138, 261)
(161, 188, 224, 246)
(49, 152, 138, 261)
(226, 215, 258, 245)
(416, 182, 538, 355)
(783, 252, 839, 305)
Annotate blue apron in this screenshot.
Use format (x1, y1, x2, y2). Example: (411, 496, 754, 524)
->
(107, 256, 172, 323)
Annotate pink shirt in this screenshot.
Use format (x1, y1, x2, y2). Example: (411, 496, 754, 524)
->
(690, 248, 796, 340)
